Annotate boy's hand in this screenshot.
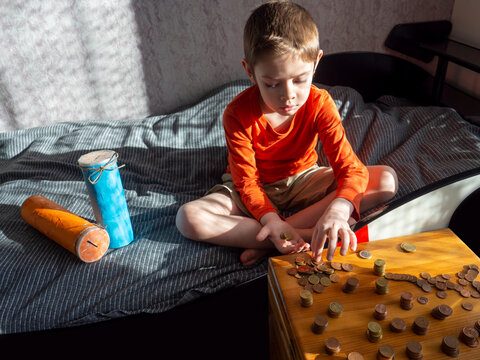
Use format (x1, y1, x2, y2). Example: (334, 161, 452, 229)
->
(311, 198, 357, 262)
(257, 212, 309, 254)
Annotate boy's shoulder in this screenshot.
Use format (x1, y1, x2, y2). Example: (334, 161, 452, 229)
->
(227, 84, 258, 108)
(309, 84, 332, 102)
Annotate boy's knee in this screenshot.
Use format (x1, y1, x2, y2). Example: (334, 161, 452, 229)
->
(176, 202, 203, 240)
(377, 165, 398, 198)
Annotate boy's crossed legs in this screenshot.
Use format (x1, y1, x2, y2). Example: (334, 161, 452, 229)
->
(176, 165, 397, 266)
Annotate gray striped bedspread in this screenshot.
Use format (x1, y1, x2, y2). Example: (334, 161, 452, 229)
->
(1, 80, 479, 334)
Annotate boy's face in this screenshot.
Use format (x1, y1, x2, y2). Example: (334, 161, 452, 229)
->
(243, 51, 322, 119)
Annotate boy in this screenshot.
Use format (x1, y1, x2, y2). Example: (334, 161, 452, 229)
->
(176, 0, 397, 266)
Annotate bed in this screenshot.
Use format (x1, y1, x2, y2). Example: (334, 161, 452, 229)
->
(1, 51, 480, 358)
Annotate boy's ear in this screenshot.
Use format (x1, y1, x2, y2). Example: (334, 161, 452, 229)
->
(242, 59, 256, 84)
(314, 50, 323, 73)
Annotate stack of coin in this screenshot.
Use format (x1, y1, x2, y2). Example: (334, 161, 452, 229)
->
(431, 304, 453, 320)
(390, 317, 406, 333)
(328, 302, 344, 318)
(311, 315, 328, 334)
(377, 344, 395, 360)
(412, 317, 430, 335)
(374, 259, 386, 276)
(366, 321, 383, 342)
(324, 337, 341, 355)
(373, 304, 387, 320)
(375, 278, 389, 294)
(400, 291, 414, 310)
(343, 277, 360, 293)
(405, 340, 423, 360)
(459, 326, 479, 347)
(441, 335, 460, 357)
(300, 289, 313, 307)
(475, 320, 480, 333)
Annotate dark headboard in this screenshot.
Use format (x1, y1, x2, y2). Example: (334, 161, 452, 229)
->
(313, 51, 434, 104)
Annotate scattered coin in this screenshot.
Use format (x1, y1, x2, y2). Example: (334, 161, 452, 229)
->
(330, 261, 342, 271)
(308, 274, 320, 285)
(320, 277, 332, 287)
(286, 268, 297, 276)
(358, 250, 371, 259)
(312, 283, 325, 294)
(400, 242, 416, 253)
(329, 273, 340, 283)
(462, 302, 474, 311)
(436, 290, 447, 299)
(417, 296, 429, 304)
(342, 263, 354, 272)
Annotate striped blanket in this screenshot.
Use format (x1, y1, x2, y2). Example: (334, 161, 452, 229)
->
(1, 80, 479, 334)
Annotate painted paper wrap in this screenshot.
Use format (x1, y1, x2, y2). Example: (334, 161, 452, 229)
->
(78, 150, 134, 248)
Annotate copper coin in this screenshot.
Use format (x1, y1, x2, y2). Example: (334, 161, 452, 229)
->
(287, 268, 297, 276)
(330, 261, 342, 270)
(435, 281, 447, 291)
(420, 272, 431, 279)
(297, 265, 313, 274)
(325, 337, 341, 354)
(421, 283, 432, 292)
(297, 277, 308, 286)
(471, 290, 480, 298)
(342, 263, 353, 272)
(413, 316, 430, 331)
(458, 278, 469, 286)
(462, 302, 474, 311)
(445, 280, 456, 289)
(329, 273, 340, 283)
(390, 317, 406, 332)
(417, 296, 429, 304)
(438, 304, 453, 317)
(406, 340, 422, 354)
(378, 344, 395, 358)
(461, 289, 471, 298)
(295, 256, 306, 265)
(436, 291, 447, 299)
(443, 335, 459, 349)
(401, 291, 413, 301)
(347, 352, 364, 360)
(312, 283, 325, 294)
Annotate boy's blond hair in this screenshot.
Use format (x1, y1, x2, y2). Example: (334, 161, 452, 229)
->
(243, 0, 319, 66)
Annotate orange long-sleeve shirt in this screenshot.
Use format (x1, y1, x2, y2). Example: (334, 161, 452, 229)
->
(223, 84, 368, 221)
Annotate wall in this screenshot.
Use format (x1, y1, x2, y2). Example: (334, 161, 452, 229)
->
(0, 0, 454, 131)
(447, 0, 480, 98)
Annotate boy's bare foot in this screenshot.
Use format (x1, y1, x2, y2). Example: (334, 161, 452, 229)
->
(240, 248, 272, 266)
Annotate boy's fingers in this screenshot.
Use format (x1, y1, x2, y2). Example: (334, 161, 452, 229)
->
(326, 228, 338, 261)
(339, 228, 349, 256)
(349, 229, 357, 252)
(256, 226, 270, 242)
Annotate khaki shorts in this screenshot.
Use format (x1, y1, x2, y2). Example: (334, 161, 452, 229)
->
(206, 164, 336, 217)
